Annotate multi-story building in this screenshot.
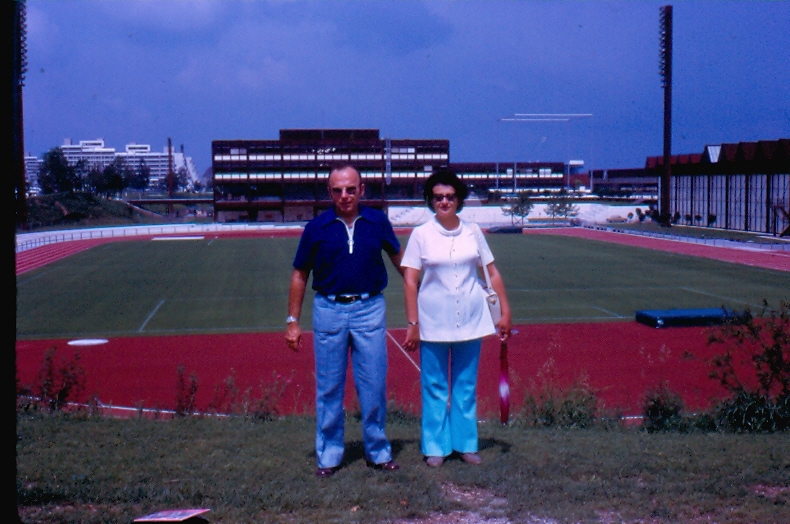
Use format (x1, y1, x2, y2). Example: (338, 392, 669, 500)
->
(212, 128, 576, 223)
(56, 138, 199, 189)
(24, 155, 42, 196)
(212, 129, 449, 222)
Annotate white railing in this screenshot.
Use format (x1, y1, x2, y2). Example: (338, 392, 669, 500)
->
(15, 223, 304, 253)
(583, 224, 790, 252)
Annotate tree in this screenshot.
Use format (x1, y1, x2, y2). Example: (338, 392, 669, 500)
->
(126, 159, 151, 191)
(37, 148, 79, 194)
(502, 192, 534, 226)
(101, 157, 131, 197)
(174, 167, 190, 192)
(544, 188, 579, 224)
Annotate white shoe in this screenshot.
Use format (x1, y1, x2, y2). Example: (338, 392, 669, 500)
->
(461, 453, 482, 465)
(425, 456, 444, 467)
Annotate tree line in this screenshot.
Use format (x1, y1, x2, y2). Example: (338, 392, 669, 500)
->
(36, 147, 191, 196)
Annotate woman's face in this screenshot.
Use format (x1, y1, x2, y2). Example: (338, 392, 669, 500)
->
(431, 183, 459, 219)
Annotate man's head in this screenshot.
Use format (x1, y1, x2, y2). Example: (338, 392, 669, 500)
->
(328, 164, 364, 220)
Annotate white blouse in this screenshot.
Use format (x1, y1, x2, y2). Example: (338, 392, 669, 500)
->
(401, 218, 496, 342)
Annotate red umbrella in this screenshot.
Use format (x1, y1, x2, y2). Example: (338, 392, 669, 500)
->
(499, 340, 510, 425)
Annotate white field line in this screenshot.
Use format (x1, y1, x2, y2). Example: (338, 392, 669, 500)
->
(678, 287, 770, 310)
(138, 299, 165, 332)
(590, 305, 624, 318)
(151, 236, 205, 241)
(387, 331, 420, 373)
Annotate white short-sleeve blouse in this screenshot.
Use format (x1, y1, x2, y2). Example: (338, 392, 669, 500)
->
(401, 217, 496, 342)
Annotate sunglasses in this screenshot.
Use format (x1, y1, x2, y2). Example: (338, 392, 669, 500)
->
(432, 193, 457, 203)
(330, 186, 358, 196)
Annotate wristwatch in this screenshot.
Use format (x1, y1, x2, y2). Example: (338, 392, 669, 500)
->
(286, 315, 299, 324)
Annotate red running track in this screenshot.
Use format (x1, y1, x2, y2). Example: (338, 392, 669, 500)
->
(15, 323, 731, 418)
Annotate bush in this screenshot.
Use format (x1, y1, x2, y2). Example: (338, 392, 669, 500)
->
(642, 383, 686, 432)
(707, 300, 790, 432)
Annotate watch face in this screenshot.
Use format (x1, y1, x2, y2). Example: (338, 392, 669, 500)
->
(286, 316, 298, 324)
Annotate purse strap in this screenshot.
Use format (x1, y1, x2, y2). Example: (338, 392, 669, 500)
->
(473, 224, 494, 292)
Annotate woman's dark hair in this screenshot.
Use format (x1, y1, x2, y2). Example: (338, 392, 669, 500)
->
(423, 170, 468, 212)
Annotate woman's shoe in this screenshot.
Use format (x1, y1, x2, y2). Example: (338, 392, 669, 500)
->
(425, 456, 444, 467)
(460, 453, 482, 465)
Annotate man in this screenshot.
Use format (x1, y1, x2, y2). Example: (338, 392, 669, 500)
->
(286, 164, 404, 477)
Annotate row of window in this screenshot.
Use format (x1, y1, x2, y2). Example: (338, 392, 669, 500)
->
(214, 153, 449, 162)
(216, 171, 565, 181)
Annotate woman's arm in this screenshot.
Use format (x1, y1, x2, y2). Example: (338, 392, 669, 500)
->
(486, 262, 512, 341)
(403, 267, 421, 351)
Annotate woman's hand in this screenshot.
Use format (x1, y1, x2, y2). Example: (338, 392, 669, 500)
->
(497, 312, 512, 341)
(404, 324, 420, 352)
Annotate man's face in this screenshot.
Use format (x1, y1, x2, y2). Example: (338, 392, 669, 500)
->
(328, 167, 364, 218)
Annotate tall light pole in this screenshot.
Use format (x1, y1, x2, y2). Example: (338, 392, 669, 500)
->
(659, 5, 673, 226)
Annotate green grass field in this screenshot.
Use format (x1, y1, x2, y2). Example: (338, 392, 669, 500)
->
(16, 234, 790, 339)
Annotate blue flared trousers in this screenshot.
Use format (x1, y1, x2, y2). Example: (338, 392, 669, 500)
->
(419, 338, 482, 457)
(312, 294, 392, 469)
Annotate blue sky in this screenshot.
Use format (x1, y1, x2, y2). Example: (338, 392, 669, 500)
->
(24, 1, 790, 175)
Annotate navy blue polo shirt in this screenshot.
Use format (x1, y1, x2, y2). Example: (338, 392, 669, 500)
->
(293, 206, 401, 296)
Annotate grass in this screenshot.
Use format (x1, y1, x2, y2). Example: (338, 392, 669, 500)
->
(17, 412, 790, 523)
(16, 234, 790, 338)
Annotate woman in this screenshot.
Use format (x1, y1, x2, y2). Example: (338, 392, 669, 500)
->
(401, 170, 511, 467)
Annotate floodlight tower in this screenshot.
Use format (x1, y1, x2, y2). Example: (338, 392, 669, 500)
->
(13, 0, 28, 227)
(659, 5, 673, 226)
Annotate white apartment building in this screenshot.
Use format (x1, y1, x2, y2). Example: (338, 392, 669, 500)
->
(57, 138, 200, 189)
(24, 155, 42, 196)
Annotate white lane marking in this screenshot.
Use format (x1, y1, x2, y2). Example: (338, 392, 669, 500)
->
(151, 236, 205, 241)
(591, 305, 624, 318)
(67, 338, 109, 346)
(139, 299, 165, 332)
(678, 287, 769, 310)
(387, 331, 421, 372)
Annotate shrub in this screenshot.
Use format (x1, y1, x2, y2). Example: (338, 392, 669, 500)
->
(707, 300, 790, 432)
(643, 383, 686, 432)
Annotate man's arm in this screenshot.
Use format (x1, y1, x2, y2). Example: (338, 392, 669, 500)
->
(388, 247, 406, 279)
(285, 268, 309, 352)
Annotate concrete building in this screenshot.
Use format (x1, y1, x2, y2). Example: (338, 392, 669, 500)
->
(57, 138, 200, 189)
(212, 128, 577, 223)
(24, 155, 42, 196)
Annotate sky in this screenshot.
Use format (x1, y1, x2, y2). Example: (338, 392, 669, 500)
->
(23, 1, 790, 175)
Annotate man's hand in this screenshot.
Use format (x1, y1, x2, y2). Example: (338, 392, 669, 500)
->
(285, 321, 302, 352)
(286, 268, 309, 352)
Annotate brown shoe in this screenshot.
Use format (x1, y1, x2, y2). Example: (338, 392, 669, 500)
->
(315, 466, 338, 477)
(425, 456, 444, 468)
(371, 460, 400, 471)
(460, 453, 482, 465)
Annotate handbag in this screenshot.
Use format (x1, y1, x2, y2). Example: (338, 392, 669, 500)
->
(474, 226, 502, 325)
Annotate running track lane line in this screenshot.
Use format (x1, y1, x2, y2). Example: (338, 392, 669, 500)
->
(138, 300, 165, 332)
(387, 330, 420, 372)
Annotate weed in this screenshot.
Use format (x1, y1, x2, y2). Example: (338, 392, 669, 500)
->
(238, 371, 293, 420)
(207, 369, 240, 415)
(642, 382, 686, 432)
(174, 364, 199, 417)
(517, 362, 598, 428)
(26, 347, 86, 412)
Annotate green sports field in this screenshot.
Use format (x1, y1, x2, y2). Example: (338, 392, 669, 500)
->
(16, 234, 790, 339)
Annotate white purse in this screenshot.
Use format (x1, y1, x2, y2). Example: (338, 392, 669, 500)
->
(475, 226, 502, 325)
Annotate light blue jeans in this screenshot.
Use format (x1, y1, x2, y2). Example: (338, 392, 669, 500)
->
(312, 293, 392, 468)
(420, 339, 482, 457)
